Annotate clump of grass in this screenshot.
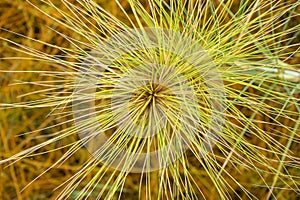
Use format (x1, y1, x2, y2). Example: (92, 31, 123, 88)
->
(1, 0, 300, 199)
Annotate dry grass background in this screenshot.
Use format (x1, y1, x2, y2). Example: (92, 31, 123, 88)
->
(0, 0, 300, 199)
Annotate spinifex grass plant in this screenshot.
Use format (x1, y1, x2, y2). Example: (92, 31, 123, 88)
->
(1, 0, 300, 199)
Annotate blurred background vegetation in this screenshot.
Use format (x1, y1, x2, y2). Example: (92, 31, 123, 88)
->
(0, 0, 299, 199)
